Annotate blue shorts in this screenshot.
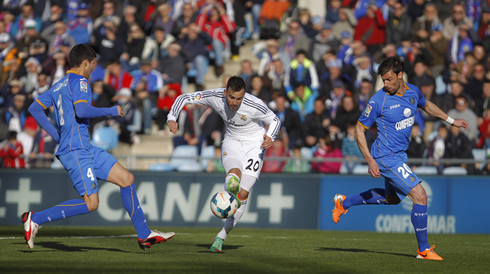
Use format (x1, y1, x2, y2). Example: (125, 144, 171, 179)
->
(58, 146, 117, 196)
(375, 153, 421, 200)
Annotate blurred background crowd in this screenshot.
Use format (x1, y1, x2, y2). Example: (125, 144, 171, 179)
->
(0, 0, 489, 175)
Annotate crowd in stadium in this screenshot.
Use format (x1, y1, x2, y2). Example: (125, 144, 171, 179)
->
(0, 0, 489, 174)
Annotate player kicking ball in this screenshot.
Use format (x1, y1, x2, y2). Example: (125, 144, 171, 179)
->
(332, 56, 468, 260)
(25, 44, 174, 250)
(167, 76, 280, 252)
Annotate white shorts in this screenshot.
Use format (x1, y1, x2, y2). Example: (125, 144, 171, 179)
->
(221, 139, 265, 180)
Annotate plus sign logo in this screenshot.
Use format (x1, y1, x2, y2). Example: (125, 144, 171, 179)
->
(256, 183, 294, 224)
(2, 178, 42, 217)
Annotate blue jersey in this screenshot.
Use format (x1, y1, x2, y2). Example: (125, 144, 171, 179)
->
(35, 70, 93, 156)
(358, 83, 427, 159)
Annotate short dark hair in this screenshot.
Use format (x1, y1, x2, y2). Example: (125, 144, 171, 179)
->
(226, 76, 246, 92)
(69, 44, 96, 68)
(108, 59, 120, 66)
(8, 131, 17, 141)
(296, 49, 307, 57)
(378, 56, 404, 76)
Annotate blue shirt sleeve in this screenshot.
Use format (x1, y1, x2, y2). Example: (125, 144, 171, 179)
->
(414, 86, 427, 109)
(72, 77, 92, 105)
(28, 92, 60, 143)
(358, 95, 380, 129)
(72, 76, 118, 118)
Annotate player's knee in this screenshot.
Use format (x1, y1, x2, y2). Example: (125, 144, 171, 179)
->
(123, 172, 134, 187)
(87, 200, 99, 212)
(386, 195, 400, 205)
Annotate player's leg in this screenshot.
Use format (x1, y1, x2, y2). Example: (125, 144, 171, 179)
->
(94, 148, 174, 250)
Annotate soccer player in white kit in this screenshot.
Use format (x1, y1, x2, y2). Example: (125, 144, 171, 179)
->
(167, 76, 281, 252)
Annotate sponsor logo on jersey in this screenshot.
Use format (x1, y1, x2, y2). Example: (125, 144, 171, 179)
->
(364, 104, 372, 117)
(241, 115, 247, 121)
(390, 104, 400, 109)
(395, 116, 415, 130)
(223, 151, 227, 156)
(192, 92, 202, 100)
(80, 81, 88, 93)
(403, 108, 411, 117)
(410, 96, 415, 105)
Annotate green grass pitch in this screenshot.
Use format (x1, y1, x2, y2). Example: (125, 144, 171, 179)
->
(0, 226, 489, 273)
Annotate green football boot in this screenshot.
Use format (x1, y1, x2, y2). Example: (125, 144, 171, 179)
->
(226, 175, 241, 208)
(210, 236, 224, 253)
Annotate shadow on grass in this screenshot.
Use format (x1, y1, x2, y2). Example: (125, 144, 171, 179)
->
(317, 247, 414, 258)
(195, 244, 245, 253)
(17, 241, 144, 254)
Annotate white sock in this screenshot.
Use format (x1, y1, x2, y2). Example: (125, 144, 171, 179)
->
(217, 199, 248, 240)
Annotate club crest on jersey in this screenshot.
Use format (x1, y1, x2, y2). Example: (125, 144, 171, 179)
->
(80, 81, 88, 93)
(192, 92, 202, 100)
(241, 115, 247, 121)
(223, 151, 227, 156)
(410, 97, 415, 105)
(91, 182, 97, 189)
(364, 105, 372, 117)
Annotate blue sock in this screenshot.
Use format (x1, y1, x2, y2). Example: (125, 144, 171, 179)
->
(121, 184, 151, 239)
(411, 203, 430, 251)
(342, 188, 388, 209)
(31, 199, 89, 225)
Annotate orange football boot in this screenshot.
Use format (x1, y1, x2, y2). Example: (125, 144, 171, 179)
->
(332, 194, 348, 223)
(417, 245, 443, 260)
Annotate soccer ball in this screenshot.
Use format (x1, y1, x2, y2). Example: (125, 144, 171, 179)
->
(210, 191, 239, 219)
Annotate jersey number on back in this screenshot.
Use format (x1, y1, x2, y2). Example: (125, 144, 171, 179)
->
(57, 93, 65, 126)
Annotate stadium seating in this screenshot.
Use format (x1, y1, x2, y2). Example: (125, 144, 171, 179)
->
(442, 166, 468, 175)
(414, 166, 438, 175)
(92, 127, 119, 151)
(352, 165, 369, 175)
(201, 145, 215, 171)
(472, 149, 486, 170)
(149, 145, 199, 172)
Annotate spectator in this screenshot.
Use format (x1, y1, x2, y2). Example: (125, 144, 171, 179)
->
(341, 123, 363, 173)
(411, 57, 431, 88)
(40, 1, 65, 32)
(353, 0, 384, 20)
(196, 4, 236, 77)
(0, 131, 25, 168)
(283, 141, 311, 173)
(475, 78, 490, 118)
(238, 59, 257, 93)
(179, 23, 213, 91)
(311, 22, 339, 63)
(32, 71, 50, 99)
(311, 134, 343, 174)
(279, 20, 309, 64)
(345, 54, 376, 94)
(262, 131, 288, 173)
(410, 3, 441, 42)
(0, 33, 17, 66)
(104, 59, 133, 93)
(93, 18, 125, 67)
(332, 8, 357, 41)
(406, 123, 427, 169)
(42, 51, 70, 85)
(29, 127, 57, 168)
(326, 79, 346, 120)
(434, 0, 458, 22)
(407, 0, 427, 22)
(333, 96, 362, 133)
(427, 125, 448, 174)
(448, 24, 474, 65)
(157, 42, 187, 85)
(356, 78, 375, 111)
(353, 3, 386, 55)
(447, 96, 478, 143)
(259, 0, 290, 39)
(478, 110, 490, 148)
(112, 88, 137, 145)
(17, 116, 38, 161)
(298, 8, 318, 39)
(121, 23, 158, 72)
(93, 1, 121, 30)
(444, 125, 475, 174)
(4, 93, 27, 132)
(419, 76, 446, 140)
(290, 84, 317, 122)
(257, 39, 280, 77)
(16, 18, 45, 54)
(262, 55, 286, 94)
(473, 43, 486, 63)
(157, 83, 182, 132)
(117, 5, 145, 43)
(11, 2, 41, 41)
(19, 57, 41, 95)
(441, 80, 472, 113)
(41, 20, 76, 57)
(335, 31, 352, 64)
(421, 23, 448, 78)
(478, 7, 490, 40)
(386, 2, 411, 48)
(274, 95, 303, 148)
(66, 2, 93, 45)
(207, 145, 226, 173)
(304, 98, 330, 147)
(284, 49, 319, 97)
(317, 58, 343, 100)
(466, 64, 485, 110)
(89, 55, 106, 84)
(249, 75, 271, 104)
(326, 0, 342, 23)
(153, 26, 176, 60)
(248, 0, 264, 40)
(172, 2, 198, 38)
(131, 59, 164, 134)
(150, 3, 175, 35)
(443, 3, 473, 41)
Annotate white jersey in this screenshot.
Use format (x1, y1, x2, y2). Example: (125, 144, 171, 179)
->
(167, 88, 281, 142)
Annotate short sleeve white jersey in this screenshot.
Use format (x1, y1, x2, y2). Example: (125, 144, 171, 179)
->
(167, 88, 281, 142)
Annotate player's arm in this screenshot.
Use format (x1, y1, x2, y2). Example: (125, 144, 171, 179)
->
(256, 104, 281, 148)
(28, 92, 60, 143)
(73, 78, 122, 118)
(421, 101, 468, 130)
(354, 122, 380, 178)
(167, 91, 212, 134)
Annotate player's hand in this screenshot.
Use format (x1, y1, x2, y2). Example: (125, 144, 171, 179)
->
(453, 119, 468, 130)
(168, 120, 178, 134)
(116, 105, 124, 117)
(262, 134, 272, 148)
(367, 160, 380, 178)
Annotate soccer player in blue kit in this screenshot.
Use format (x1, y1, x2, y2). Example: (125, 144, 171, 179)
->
(24, 44, 174, 250)
(332, 57, 468, 260)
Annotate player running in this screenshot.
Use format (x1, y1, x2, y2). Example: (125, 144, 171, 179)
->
(25, 44, 174, 250)
(167, 76, 280, 252)
(332, 56, 468, 260)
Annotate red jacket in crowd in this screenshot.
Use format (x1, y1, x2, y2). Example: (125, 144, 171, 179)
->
(311, 146, 343, 174)
(354, 9, 386, 46)
(197, 13, 236, 49)
(0, 142, 25, 168)
(107, 70, 133, 91)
